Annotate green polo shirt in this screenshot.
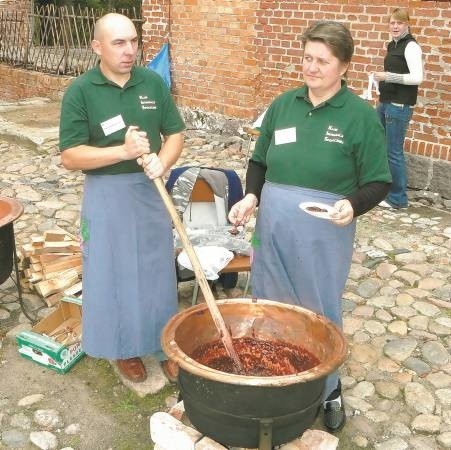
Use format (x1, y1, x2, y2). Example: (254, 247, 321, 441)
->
(253, 83, 391, 196)
(59, 65, 185, 175)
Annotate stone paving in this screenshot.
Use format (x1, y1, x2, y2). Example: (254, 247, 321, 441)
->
(0, 99, 451, 449)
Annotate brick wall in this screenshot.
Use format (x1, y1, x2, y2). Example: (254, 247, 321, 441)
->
(142, 0, 450, 164)
(0, 1, 448, 168)
(0, 64, 71, 101)
(142, 0, 260, 118)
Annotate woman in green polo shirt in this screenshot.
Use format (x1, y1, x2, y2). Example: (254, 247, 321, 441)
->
(229, 21, 391, 432)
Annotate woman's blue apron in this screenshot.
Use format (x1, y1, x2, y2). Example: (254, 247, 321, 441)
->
(80, 173, 177, 360)
(251, 182, 356, 399)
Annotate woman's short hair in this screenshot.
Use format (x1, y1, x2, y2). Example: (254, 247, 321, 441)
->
(390, 8, 410, 23)
(301, 21, 354, 64)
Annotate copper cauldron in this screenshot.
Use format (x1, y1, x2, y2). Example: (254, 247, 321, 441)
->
(161, 298, 347, 448)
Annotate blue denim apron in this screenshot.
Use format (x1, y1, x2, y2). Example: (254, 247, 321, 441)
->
(80, 173, 177, 359)
(251, 182, 356, 399)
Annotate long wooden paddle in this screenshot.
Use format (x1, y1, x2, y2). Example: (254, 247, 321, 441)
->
(153, 177, 243, 371)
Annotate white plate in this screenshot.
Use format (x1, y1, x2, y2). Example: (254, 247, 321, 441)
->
(299, 201, 334, 219)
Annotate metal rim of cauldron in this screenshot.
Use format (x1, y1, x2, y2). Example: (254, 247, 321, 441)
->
(161, 298, 348, 387)
(0, 196, 24, 228)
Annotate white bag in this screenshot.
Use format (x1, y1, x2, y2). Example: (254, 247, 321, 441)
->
(360, 73, 380, 100)
(177, 246, 234, 280)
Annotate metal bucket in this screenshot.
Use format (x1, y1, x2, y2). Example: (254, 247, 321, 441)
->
(161, 298, 348, 448)
(0, 197, 23, 285)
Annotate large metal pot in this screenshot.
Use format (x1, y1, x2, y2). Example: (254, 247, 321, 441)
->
(161, 298, 347, 448)
(0, 197, 23, 284)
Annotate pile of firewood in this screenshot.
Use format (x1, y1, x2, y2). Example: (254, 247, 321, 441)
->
(20, 229, 82, 306)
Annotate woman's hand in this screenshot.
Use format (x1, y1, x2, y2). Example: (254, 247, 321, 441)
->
(329, 199, 354, 226)
(137, 153, 166, 179)
(228, 194, 258, 226)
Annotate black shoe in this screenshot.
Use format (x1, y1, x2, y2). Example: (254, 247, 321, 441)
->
(323, 381, 346, 432)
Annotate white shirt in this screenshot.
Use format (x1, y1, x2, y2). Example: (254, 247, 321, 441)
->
(386, 40, 423, 86)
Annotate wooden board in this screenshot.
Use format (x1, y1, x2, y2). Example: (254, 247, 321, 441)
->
(42, 255, 81, 276)
(34, 269, 80, 298)
(44, 229, 69, 241)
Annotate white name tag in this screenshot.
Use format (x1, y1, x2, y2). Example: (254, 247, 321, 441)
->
(100, 115, 126, 136)
(274, 127, 296, 145)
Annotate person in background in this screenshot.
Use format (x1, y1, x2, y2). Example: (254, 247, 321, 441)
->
(59, 13, 184, 383)
(229, 21, 391, 432)
(374, 8, 423, 209)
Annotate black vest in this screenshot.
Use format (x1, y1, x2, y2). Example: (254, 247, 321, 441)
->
(379, 33, 419, 106)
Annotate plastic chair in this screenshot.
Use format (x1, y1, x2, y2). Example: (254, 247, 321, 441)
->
(166, 167, 251, 304)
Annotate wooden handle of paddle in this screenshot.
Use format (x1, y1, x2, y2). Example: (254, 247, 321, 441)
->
(153, 177, 242, 370)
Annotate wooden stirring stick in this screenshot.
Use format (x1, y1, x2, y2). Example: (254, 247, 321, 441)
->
(153, 177, 243, 372)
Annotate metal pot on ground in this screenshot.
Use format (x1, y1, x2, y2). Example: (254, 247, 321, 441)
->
(0, 196, 33, 321)
(0, 197, 23, 284)
(161, 298, 348, 449)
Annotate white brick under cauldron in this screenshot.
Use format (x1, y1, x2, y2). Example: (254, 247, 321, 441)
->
(150, 401, 339, 450)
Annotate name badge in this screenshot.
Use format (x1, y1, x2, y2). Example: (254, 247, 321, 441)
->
(100, 115, 126, 136)
(274, 127, 296, 145)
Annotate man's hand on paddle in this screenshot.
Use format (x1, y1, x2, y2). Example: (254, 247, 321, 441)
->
(125, 126, 165, 179)
(123, 126, 150, 160)
(138, 153, 166, 179)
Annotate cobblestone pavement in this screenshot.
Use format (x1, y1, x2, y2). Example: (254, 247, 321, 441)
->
(0, 101, 450, 449)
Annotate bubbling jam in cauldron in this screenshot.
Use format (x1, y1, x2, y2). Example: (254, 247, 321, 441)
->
(191, 337, 320, 376)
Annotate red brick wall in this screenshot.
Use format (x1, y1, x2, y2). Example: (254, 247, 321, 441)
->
(142, 0, 450, 162)
(0, 64, 71, 101)
(143, 0, 260, 118)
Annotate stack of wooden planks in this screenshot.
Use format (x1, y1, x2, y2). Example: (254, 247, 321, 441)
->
(20, 229, 82, 306)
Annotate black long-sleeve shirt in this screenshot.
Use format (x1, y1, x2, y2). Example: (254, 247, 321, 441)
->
(245, 159, 390, 217)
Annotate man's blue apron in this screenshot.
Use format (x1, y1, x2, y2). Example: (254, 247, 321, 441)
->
(80, 172, 177, 360)
(251, 182, 356, 399)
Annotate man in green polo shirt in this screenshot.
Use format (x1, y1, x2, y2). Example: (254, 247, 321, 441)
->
(59, 13, 184, 383)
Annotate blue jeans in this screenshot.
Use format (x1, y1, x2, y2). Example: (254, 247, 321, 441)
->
(377, 103, 413, 208)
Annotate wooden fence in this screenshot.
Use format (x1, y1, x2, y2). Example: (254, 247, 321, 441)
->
(0, 4, 143, 76)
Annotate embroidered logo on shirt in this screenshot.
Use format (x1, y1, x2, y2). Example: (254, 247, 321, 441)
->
(139, 95, 157, 110)
(251, 232, 261, 249)
(324, 125, 344, 144)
